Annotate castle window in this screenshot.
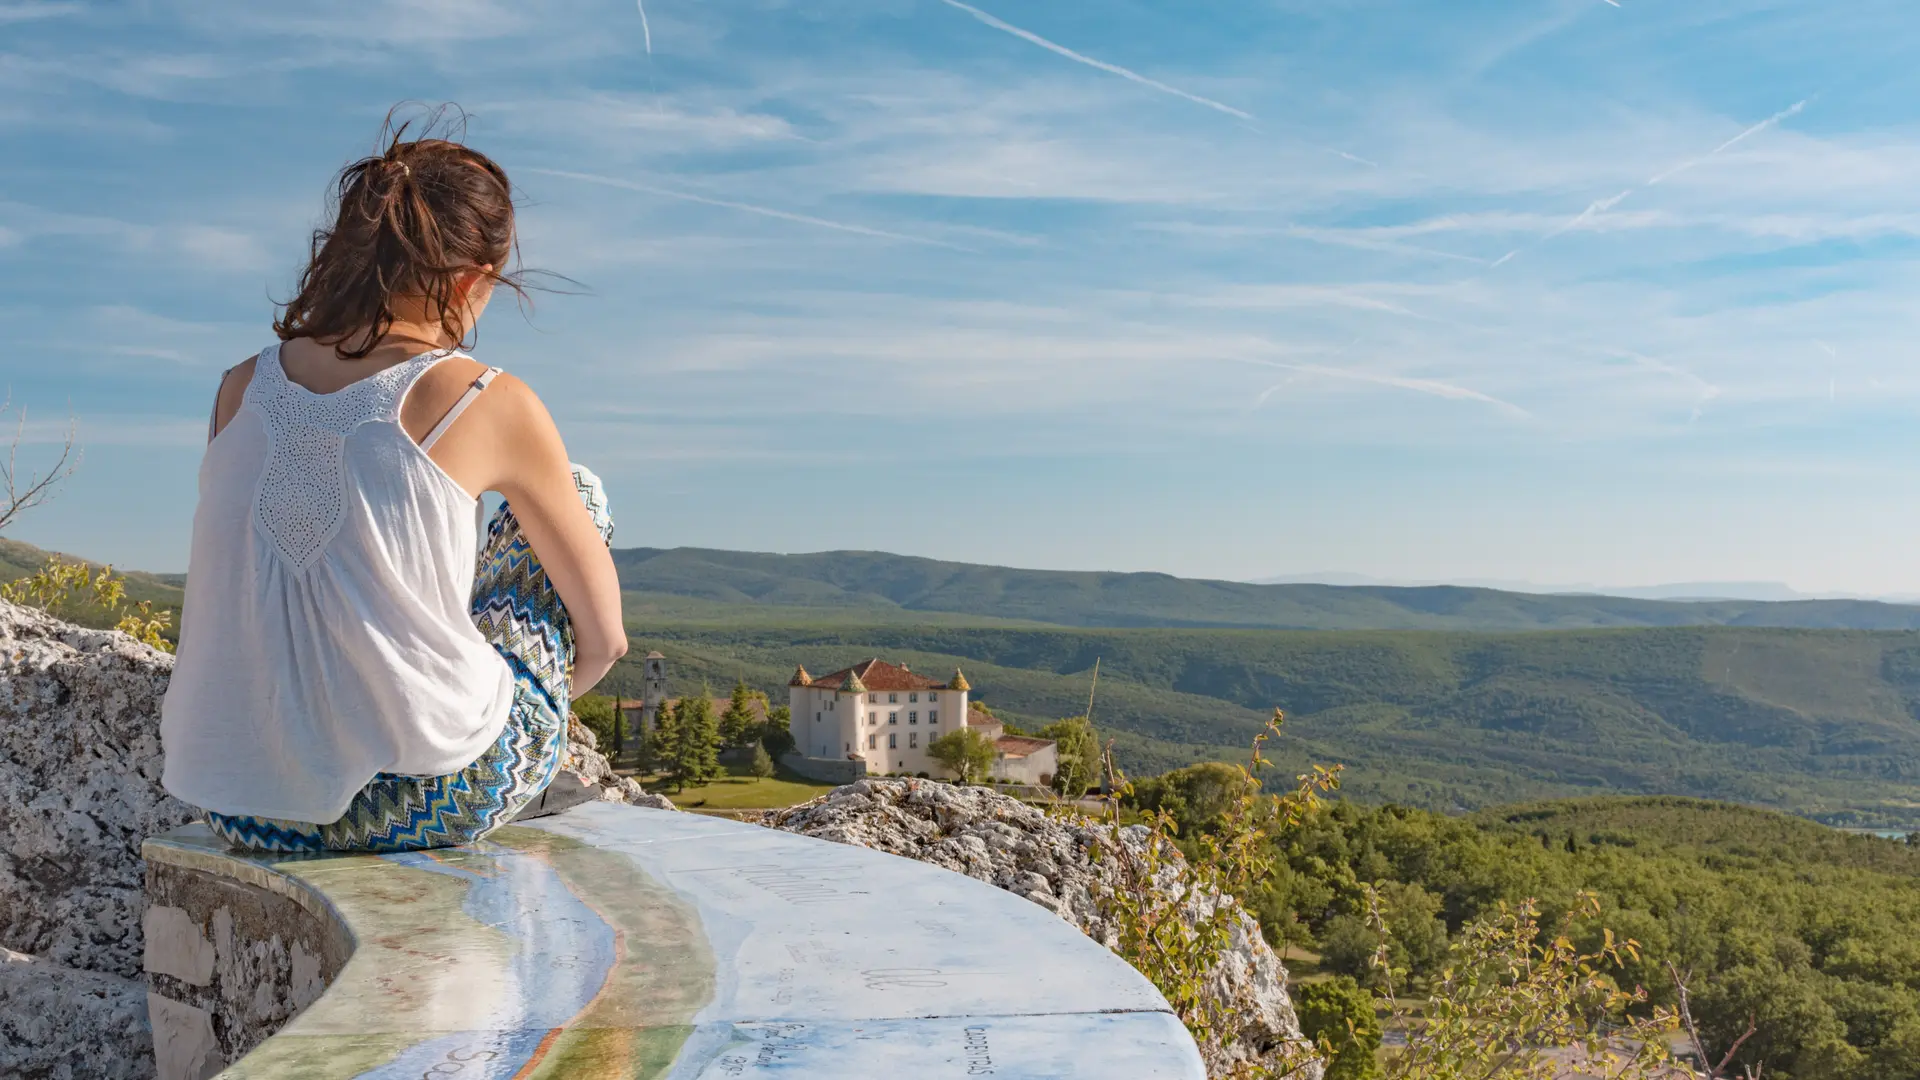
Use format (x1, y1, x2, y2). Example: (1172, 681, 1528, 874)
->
(869, 711, 877, 725)
(869, 693, 877, 703)
(888, 712, 898, 725)
(889, 693, 898, 704)
(929, 692, 939, 702)
(888, 733, 897, 749)
(909, 692, 918, 703)
(929, 710, 939, 724)
(868, 734, 877, 749)
(845, 742, 850, 753)
(815, 712, 821, 723)
(909, 732, 919, 749)
(909, 711, 918, 724)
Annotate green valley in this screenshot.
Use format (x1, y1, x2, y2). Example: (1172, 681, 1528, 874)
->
(605, 617, 1920, 828)
(12, 537, 1920, 827)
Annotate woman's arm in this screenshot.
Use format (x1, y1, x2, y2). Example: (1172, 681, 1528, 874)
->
(471, 375, 628, 694)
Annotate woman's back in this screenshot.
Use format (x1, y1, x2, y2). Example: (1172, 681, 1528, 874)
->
(160, 110, 627, 853)
(161, 341, 515, 823)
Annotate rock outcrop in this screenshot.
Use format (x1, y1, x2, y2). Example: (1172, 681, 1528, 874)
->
(764, 778, 1318, 1079)
(0, 600, 196, 980)
(561, 718, 676, 812)
(1, 947, 153, 1080)
(0, 600, 190, 1079)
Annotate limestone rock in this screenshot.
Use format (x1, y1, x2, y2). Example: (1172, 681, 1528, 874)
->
(564, 717, 676, 812)
(0, 600, 197, 980)
(0, 948, 154, 1080)
(766, 779, 1318, 1079)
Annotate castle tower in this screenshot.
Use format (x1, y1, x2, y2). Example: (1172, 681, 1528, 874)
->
(640, 651, 668, 733)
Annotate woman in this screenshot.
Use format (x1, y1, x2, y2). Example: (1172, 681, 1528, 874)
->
(160, 114, 627, 853)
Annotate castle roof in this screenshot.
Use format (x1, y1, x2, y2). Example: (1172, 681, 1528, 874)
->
(948, 667, 971, 692)
(801, 658, 945, 693)
(788, 665, 812, 687)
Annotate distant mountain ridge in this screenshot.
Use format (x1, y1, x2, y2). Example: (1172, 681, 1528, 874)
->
(612, 547, 1920, 632)
(1255, 572, 1820, 602)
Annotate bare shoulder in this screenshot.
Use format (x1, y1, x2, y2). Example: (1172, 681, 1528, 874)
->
(398, 355, 492, 437)
(211, 355, 259, 437)
(475, 371, 552, 424)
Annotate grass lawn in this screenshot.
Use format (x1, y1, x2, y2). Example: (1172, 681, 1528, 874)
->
(647, 767, 836, 810)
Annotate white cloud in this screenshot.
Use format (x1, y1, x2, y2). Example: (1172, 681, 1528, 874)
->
(0, 2, 82, 24)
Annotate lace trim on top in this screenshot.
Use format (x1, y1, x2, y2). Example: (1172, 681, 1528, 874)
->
(246, 342, 453, 571)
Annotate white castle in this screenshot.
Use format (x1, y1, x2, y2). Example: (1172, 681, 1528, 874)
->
(788, 659, 1058, 785)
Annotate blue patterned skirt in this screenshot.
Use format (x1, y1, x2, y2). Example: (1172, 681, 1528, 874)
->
(206, 466, 615, 854)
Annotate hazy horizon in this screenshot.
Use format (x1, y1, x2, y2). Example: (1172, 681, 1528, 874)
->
(6, 1, 1919, 594)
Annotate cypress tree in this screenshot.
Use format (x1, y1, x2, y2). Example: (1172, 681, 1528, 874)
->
(673, 694, 722, 790)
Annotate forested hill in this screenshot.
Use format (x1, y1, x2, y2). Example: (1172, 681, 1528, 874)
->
(612, 547, 1920, 632)
(612, 622, 1920, 828)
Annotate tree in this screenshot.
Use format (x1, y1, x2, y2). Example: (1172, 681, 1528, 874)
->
(1126, 761, 1256, 834)
(642, 699, 680, 777)
(0, 393, 77, 537)
(1040, 715, 1100, 798)
(759, 704, 796, 760)
(571, 693, 619, 751)
(1295, 976, 1383, 1080)
(668, 693, 722, 791)
(929, 727, 998, 784)
(720, 679, 766, 747)
(749, 742, 775, 779)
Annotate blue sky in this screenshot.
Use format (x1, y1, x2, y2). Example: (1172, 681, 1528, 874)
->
(5, 0, 1920, 593)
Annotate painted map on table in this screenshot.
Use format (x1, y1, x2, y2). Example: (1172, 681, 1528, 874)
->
(188, 802, 1204, 1080)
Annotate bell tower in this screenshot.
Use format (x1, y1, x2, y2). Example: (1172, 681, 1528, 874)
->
(640, 651, 668, 733)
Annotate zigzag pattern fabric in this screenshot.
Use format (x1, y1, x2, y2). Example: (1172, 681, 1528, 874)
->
(207, 465, 615, 855)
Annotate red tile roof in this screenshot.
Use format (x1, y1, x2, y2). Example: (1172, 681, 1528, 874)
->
(995, 735, 1054, 758)
(803, 658, 947, 693)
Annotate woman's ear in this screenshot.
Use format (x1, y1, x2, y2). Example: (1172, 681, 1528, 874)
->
(453, 264, 496, 301)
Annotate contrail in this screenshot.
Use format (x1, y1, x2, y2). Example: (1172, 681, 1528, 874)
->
(936, 0, 1254, 122)
(1228, 355, 1529, 417)
(1546, 188, 1633, 239)
(1599, 0, 1620, 7)
(1648, 98, 1809, 185)
(526, 168, 975, 251)
(636, 0, 652, 54)
(1494, 97, 1809, 271)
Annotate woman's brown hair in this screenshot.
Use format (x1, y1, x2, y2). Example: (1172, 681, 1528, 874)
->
(274, 106, 530, 360)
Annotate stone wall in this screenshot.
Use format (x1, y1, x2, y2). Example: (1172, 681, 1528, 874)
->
(141, 855, 352, 1080)
(779, 751, 870, 785)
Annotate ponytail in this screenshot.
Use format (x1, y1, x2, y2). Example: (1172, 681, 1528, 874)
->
(274, 105, 528, 360)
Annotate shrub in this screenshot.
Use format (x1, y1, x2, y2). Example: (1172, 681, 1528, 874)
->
(1294, 977, 1382, 1080)
(572, 693, 619, 748)
(749, 742, 775, 779)
(1090, 710, 1679, 1079)
(1, 556, 172, 651)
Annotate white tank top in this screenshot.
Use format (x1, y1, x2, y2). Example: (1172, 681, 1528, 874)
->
(161, 342, 515, 823)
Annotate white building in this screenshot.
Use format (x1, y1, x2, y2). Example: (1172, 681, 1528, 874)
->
(788, 658, 1058, 785)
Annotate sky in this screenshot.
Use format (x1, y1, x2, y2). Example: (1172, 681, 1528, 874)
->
(4, 0, 1920, 594)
